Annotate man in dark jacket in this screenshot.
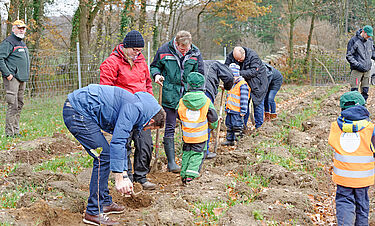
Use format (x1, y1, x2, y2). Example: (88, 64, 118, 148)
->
(346, 25, 375, 101)
(203, 60, 234, 158)
(0, 20, 30, 137)
(63, 84, 165, 225)
(225, 46, 268, 129)
(150, 30, 204, 172)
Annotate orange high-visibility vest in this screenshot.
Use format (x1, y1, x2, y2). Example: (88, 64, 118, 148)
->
(328, 121, 375, 188)
(226, 80, 250, 113)
(178, 97, 210, 143)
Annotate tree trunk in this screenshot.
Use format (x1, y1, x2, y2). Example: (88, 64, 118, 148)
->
(120, 0, 134, 38)
(139, 0, 146, 33)
(288, 0, 295, 68)
(7, 0, 19, 35)
(152, 0, 162, 53)
(303, 13, 316, 74)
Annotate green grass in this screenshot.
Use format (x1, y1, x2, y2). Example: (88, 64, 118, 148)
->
(192, 200, 227, 224)
(0, 95, 68, 150)
(0, 184, 37, 208)
(34, 151, 93, 175)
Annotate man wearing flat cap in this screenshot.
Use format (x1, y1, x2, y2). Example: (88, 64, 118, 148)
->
(0, 20, 30, 138)
(100, 30, 157, 191)
(346, 25, 375, 101)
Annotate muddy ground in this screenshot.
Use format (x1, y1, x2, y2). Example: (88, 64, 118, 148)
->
(1, 84, 375, 225)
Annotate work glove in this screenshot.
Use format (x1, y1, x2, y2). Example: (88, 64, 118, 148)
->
(155, 74, 165, 86)
(229, 63, 240, 77)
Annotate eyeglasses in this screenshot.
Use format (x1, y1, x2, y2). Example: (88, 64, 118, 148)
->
(132, 48, 143, 53)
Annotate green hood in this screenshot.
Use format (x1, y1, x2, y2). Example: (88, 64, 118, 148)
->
(182, 91, 207, 110)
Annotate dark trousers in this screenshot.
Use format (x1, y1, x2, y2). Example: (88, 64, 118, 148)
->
(336, 185, 369, 226)
(126, 129, 153, 184)
(205, 91, 215, 151)
(63, 99, 112, 215)
(163, 106, 178, 138)
(225, 112, 244, 141)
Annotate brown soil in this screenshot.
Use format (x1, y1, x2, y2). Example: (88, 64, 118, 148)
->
(2, 84, 375, 225)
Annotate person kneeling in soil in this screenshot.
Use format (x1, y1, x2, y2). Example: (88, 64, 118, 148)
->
(63, 84, 165, 225)
(328, 91, 375, 226)
(221, 63, 250, 146)
(177, 72, 218, 184)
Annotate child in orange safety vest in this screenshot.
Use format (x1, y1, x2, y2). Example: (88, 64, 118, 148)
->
(328, 91, 375, 226)
(177, 72, 218, 184)
(221, 63, 250, 146)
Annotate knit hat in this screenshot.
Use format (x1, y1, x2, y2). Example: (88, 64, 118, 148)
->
(123, 30, 145, 48)
(340, 91, 366, 110)
(229, 63, 240, 77)
(187, 72, 205, 91)
(363, 25, 373, 37)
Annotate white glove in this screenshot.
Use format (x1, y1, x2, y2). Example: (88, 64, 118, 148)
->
(155, 74, 164, 85)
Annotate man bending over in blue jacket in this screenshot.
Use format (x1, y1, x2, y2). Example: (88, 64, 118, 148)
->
(63, 84, 165, 226)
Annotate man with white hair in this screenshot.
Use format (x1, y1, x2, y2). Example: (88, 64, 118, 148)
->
(0, 20, 30, 138)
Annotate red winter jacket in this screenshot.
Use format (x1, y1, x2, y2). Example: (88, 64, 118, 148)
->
(100, 44, 153, 95)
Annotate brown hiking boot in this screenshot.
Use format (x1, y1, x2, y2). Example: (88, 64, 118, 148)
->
(264, 112, 271, 122)
(103, 202, 125, 215)
(270, 113, 277, 120)
(83, 212, 119, 225)
(141, 181, 157, 190)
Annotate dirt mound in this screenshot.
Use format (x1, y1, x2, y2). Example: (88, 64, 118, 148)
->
(0, 133, 79, 166)
(6, 200, 83, 226)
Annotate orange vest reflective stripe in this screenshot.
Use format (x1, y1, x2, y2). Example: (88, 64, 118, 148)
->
(226, 80, 250, 112)
(178, 98, 210, 143)
(328, 121, 375, 188)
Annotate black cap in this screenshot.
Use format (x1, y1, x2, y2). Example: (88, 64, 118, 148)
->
(123, 30, 145, 48)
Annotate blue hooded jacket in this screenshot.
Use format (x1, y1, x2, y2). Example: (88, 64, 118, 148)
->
(67, 84, 161, 172)
(337, 105, 375, 148)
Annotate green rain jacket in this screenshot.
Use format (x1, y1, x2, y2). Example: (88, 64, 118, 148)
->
(150, 39, 204, 109)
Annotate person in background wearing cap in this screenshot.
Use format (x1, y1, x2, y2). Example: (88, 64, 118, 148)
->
(328, 91, 375, 226)
(225, 46, 268, 130)
(150, 30, 204, 173)
(0, 20, 29, 138)
(63, 84, 165, 225)
(177, 72, 218, 184)
(221, 63, 250, 146)
(346, 25, 375, 101)
(99, 30, 157, 190)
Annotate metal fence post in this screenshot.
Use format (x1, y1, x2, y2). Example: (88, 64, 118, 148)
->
(224, 47, 227, 61)
(148, 41, 151, 66)
(76, 42, 82, 89)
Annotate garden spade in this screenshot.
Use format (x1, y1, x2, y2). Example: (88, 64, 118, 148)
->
(213, 86, 226, 153)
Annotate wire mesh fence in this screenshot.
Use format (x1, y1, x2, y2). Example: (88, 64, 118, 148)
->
(0, 48, 362, 115)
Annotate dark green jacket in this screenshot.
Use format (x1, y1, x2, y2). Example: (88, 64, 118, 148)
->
(150, 38, 204, 109)
(0, 33, 30, 82)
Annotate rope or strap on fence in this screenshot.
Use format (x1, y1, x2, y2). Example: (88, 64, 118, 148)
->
(315, 57, 336, 85)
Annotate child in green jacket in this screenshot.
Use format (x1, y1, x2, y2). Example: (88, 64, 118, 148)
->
(177, 72, 218, 184)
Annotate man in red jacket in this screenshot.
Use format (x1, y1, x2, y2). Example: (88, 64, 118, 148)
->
(100, 30, 156, 190)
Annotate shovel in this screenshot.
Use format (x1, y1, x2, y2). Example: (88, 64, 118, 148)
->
(151, 85, 163, 172)
(213, 87, 226, 153)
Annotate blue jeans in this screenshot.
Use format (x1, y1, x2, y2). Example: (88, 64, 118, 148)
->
(336, 185, 369, 226)
(264, 89, 279, 114)
(63, 99, 112, 215)
(244, 100, 264, 129)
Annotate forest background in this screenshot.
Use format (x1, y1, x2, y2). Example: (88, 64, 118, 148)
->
(0, 0, 374, 98)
